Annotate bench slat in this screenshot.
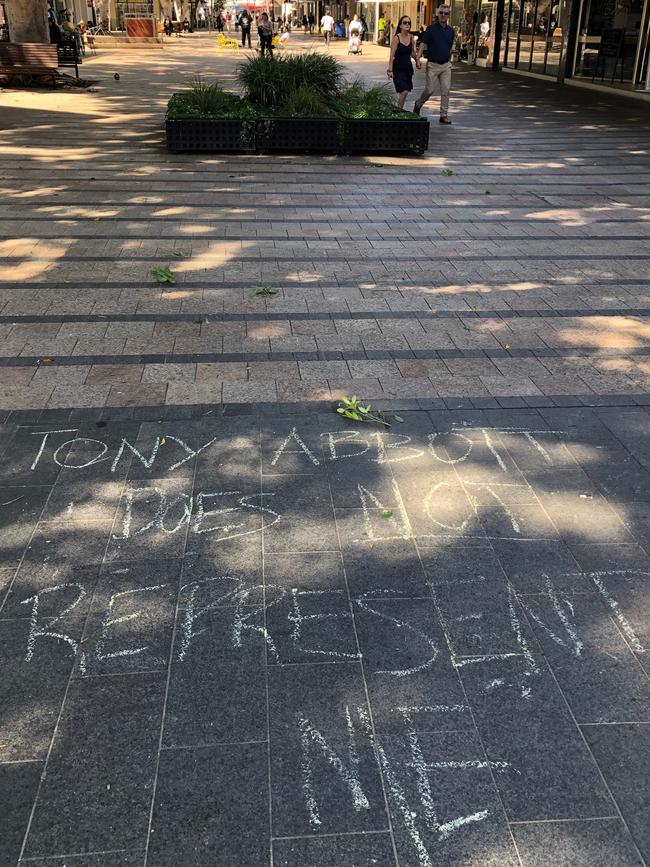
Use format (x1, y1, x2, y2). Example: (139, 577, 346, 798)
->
(0, 43, 58, 67)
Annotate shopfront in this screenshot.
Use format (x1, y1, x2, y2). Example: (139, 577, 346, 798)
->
(500, 0, 566, 74)
(572, 0, 649, 86)
(498, 0, 650, 88)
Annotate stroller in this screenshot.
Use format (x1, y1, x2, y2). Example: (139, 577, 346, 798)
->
(348, 29, 362, 54)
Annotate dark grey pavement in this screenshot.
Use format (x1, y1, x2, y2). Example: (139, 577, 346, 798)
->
(1, 404, 649, 866)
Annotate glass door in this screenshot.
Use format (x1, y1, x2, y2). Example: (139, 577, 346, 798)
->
(504, 0, 521, 65)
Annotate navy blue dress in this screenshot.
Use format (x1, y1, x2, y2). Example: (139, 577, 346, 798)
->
(392, 37, 414, 92)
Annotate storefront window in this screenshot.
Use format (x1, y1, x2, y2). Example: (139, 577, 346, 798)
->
(477, 0, 498, 64)
(573, 0, 646, 82)
(504, 0, 521, 65)
(503, 0, 563, 72)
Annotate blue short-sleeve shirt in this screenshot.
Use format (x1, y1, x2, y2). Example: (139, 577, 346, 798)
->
(420, 21, 454, 63)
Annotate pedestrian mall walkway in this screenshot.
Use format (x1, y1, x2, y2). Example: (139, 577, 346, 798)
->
(0, 31, 650, 867)
(0, 33, 650, 411)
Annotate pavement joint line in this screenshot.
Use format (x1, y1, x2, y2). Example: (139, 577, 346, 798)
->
(4, 346, 650, 367)
(4, 279, 650, 290)
(8, 254, 650, 263)
(1, 394, 648, 424)
(1, 308, 649, 324)
(2, 215, 648, 224)
(4, 234, 650, 242)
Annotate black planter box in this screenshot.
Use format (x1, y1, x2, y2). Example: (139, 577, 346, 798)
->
(255, 117, 341, 153)
(343, 117, 429, 155)
(166, 118, 254, 153)
(165, 114, 429, 155)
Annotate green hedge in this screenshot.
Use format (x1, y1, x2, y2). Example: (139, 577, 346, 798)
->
(166, 55, 419, 122)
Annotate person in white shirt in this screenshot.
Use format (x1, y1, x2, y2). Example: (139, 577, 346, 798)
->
(320, 9, 334, 45)
(349, 14, 361, 35)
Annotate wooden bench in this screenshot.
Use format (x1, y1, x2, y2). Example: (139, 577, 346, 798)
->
(56, 38, 81, 77)
(0, 43, 59, 85)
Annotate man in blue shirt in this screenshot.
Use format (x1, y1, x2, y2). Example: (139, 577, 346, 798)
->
(413, 4, 454, 123)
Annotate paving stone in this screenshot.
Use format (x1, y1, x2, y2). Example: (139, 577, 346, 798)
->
(148, 744, 269, 866)
(343, 540, 429, 599)
(264, 552, 358, 665)
(268, 661, 388, 836)
(379, 730, 519, 867)
(23, 673, 165, 857)
(0, 485, 50, 563)
(261, 475, 338, 552)
(519, 589, 650, 723)
(85, 364, 144, 385)
(0, 565, 15, 607)
(164, 604, 266, 747)
(458, 655, 615, 821)
(22, 854, 144, 866)
(104, 478, 192, 563)
(582, 724, 650, 862)
(0, 614, 85, 761)
(512, 818, 644, 867)
(272, 833, 397, 867)
(355, 595, 472, 735)
(424, 550, 540, 659)
(0, 761, 43, 867)
(77, 558, 180, 676)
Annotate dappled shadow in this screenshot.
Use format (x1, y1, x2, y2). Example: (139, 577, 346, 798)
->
(0, 35, 649, 295)
(0, 408, 649, 864)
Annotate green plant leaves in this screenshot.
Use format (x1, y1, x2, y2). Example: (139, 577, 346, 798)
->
(441, 168, 454, 176)
(251, 285, 279, 297)
(334, 396, 404, 428)
(151, 265, 175, 284)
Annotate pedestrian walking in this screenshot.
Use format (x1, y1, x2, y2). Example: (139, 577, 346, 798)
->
(378, 14, 385, 44)
(302, 13, 308, 33)
(258, 11, 273, 56)
(239, 9, 252, 47)
(387, 15, 417, 109)
(308, 11, 315, 33)
(320, 8, 334, 45)
(413, 4, 454, 123)
(359, 15, 368, 39)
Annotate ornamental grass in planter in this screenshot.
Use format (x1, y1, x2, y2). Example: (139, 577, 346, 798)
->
(165, 55, 428, 155)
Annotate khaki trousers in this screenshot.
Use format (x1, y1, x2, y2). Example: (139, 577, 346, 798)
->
(416, 60, 451, 116)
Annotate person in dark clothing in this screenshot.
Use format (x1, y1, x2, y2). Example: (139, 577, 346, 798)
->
(258, 11, 273, 55)
(413, 3, 454, 123)
(387, 15, 417, 109)
(49, 18, 62, 43)
(239, 9, 252, 47)
(308, 12, 315, 33)
(359, 15, 368, 39)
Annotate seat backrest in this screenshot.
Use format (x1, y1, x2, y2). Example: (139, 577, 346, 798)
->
(57, 41, 78, 59)
(0, 42, 58, 66)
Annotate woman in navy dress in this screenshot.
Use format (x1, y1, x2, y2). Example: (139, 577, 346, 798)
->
(387, 15, 417, 109)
